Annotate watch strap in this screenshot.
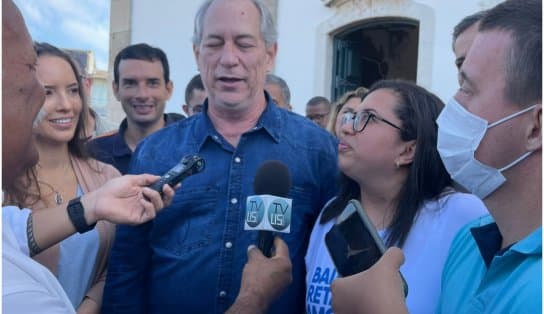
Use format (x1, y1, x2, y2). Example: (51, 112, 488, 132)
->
(67, 197, 96, 233)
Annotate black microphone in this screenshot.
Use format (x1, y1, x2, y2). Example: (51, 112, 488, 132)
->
(251, 161, 292, 257)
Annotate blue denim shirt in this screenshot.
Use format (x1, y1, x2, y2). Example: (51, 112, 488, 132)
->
(103, 97, 338, 314)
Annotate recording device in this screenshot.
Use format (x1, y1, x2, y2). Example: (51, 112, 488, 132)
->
(244, 161, 292, 257)
(325, 199, 408, 296)
(149, 155, 205, 195)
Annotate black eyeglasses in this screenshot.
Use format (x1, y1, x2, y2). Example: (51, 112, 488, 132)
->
(340, 111, 402, 133)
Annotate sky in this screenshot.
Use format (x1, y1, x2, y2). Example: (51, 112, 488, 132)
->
(14, 0, 110, 70)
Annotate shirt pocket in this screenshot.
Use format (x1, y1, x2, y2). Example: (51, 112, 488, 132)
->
(149, 185, 220, 257)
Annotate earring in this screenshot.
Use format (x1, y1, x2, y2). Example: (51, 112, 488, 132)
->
(395, 161, 400, 169)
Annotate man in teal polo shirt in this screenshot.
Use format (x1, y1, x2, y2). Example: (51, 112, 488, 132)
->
(435, 0, 541, 312)
(329, 1, 541, 313)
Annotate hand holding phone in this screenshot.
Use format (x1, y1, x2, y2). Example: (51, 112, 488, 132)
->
(325, 199, 408, 296)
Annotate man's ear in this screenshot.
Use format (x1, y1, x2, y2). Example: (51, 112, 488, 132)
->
(193, 44, 200, 70)
(265, 42, 277, 73)
(166, 81, 174, 99)
(526, 104, 542, 151)
(397, 140, 416, 167)
(112, 81, 120, 101)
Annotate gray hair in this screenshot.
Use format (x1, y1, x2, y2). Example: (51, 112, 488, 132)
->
(306, 96, 331, 109)
(265, 74, 291, 104)
(192, 0, 278, 47)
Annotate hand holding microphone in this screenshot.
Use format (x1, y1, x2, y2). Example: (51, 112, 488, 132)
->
(245, 161, 292, 257)
(228, 237, 293, 314)
(225, 161, 294, 313)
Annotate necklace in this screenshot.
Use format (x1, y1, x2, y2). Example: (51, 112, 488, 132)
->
(38, 180, 64, 205)
(36, 161, 72, 205)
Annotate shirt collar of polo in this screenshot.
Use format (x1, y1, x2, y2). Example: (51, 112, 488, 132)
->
(511, 227, 542, 255)
(471, 221, 542, 267)
(113, 118, 132, 156)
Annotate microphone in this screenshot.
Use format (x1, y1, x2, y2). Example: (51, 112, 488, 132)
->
(245, 161, 292, 257)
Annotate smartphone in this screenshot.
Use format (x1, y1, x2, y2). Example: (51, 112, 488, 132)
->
(325, 199, 408, 296)
(149, 155, 205, 195)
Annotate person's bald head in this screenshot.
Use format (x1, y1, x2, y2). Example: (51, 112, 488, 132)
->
(2, 0, 45, 187)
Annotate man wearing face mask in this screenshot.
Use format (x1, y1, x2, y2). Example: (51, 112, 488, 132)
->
(330, 1, 541, 313)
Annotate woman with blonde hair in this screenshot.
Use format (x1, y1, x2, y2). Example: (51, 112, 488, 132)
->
(3, 42, 120, 313)
(326, 87, 368, 136)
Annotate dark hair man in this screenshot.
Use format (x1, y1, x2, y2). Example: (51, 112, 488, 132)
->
(102, 0, 338, 313)
(87, 43, 185, 174)
(331, 1, 542, 312)
(265, 73, 292, 111)
(452, 10, 487, 84)
(182, 73, 207, 116)
(306, 96, 332, 128)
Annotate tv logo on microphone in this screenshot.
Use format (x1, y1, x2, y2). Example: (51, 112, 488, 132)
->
(245, 195, 292, 233)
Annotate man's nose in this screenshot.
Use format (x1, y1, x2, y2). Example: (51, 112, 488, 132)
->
(135, 84, 151, 100)
(219, 42, 239, 67)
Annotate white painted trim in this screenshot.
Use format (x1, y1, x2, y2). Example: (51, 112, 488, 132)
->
(314, 0, 434, 99)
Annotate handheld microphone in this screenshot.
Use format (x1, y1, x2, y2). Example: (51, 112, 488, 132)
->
(149, 155, 205, 196)
(245, 161, 292, 257)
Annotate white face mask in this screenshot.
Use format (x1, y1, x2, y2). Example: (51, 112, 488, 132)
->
(436, 98, 536, 199)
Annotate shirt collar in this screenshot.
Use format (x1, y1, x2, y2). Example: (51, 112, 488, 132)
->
(471, 222, 542, 267)
(113, 119, 131, 156)
(511, 227, 542, 255)
(194, 92, 282, 151)
(115, 114, 180, 156)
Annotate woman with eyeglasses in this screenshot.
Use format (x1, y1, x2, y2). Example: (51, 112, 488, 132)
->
(305, 80, 488, 314)
(3, 42, 120, 313)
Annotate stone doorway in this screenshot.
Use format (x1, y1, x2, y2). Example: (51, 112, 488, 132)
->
(331, 18, 419, 100)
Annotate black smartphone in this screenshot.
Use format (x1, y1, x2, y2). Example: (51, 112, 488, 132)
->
(149, 155, 205, 195)
(325, 199, 408, 296)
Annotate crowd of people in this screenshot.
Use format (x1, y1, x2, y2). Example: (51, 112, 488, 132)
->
(2, 0, 541, 313)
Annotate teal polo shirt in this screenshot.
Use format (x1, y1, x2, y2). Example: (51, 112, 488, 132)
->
(437, 215, 541, 313)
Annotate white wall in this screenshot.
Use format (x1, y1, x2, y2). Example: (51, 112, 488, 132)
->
(274, 0, 499, 113)
(132, 0, 203, 114)
(131, 0, 500, 115)
(415, 0, 501, 105)
(274, 1, 332, 113)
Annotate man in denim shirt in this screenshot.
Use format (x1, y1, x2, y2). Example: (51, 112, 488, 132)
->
(102, 0, 338, 313)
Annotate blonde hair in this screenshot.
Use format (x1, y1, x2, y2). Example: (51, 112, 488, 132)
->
(326, 86, 368, 136)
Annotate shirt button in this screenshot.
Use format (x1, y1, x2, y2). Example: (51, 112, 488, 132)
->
(219, 291, 227, 298)
(230, 198, 238, 204)
(212, 135, 219, 140)
(225, 241, 233, 248)
(234, 157, 241, 163)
